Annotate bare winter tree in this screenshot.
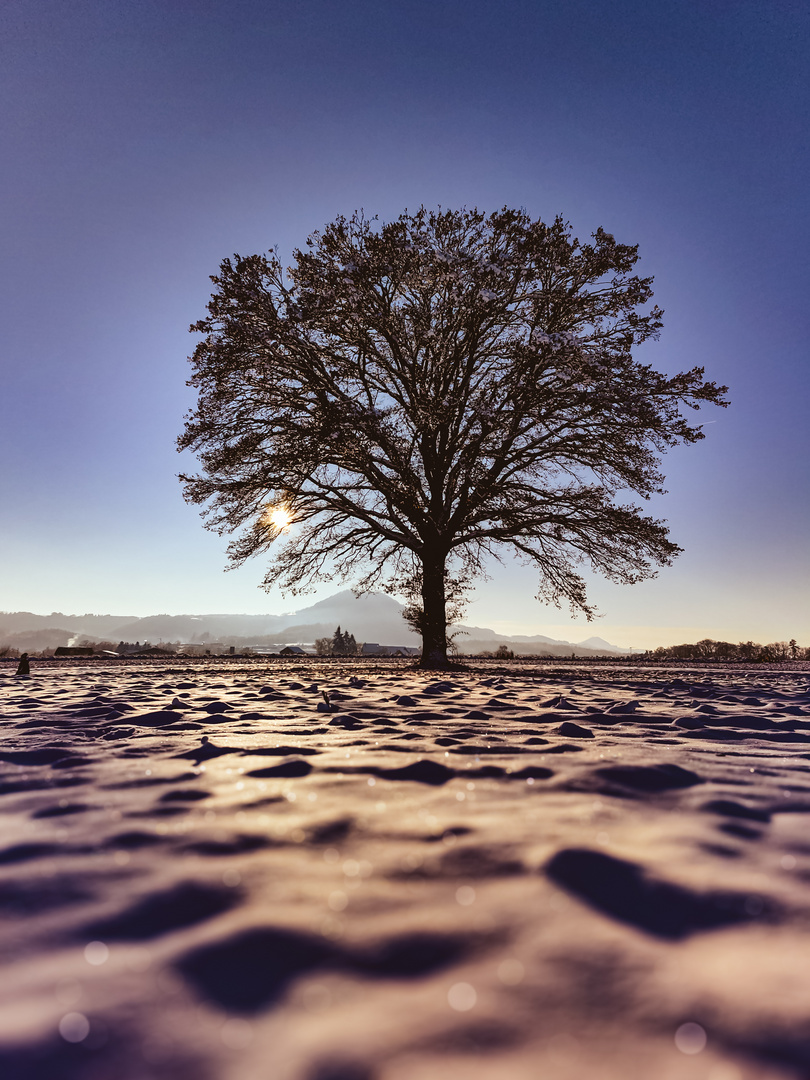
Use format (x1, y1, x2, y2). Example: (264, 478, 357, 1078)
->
(179, 207, 728, 668)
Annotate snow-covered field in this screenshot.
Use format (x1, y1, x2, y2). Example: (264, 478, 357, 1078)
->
(1, 658, 809, 1080)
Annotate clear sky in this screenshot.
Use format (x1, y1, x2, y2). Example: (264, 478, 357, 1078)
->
(2, 0, 808, 649)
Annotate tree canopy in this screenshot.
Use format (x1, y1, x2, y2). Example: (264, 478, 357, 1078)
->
(179, 207, 728, 667)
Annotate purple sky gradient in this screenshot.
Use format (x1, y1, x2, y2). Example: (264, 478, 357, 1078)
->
(1, 0, 808, 647)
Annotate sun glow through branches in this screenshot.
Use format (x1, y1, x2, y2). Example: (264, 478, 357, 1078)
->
(264, 505, 293, 532)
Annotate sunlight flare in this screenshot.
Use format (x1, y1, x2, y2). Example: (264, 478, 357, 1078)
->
(263, 505, 293, 532)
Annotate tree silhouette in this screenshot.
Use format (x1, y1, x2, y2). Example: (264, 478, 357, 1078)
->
(179, 207, 728, 668)
(314, 627, 357, 657)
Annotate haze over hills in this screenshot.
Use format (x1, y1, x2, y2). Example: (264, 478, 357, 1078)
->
(0, 591, 633, 656)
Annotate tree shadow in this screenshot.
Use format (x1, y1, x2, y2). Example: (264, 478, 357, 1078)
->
(175, 927, 471, 1013)
(545, 848, 778, 939)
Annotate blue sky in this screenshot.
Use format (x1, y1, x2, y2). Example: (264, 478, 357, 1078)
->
(1, 0, 808, 647)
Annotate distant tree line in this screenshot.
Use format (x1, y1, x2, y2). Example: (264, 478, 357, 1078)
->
(0, 638, 179, 659)
(471, 644, 515, 660)
(647, 638, 807, 662)
(314, 626, 359, 657)
(0, 637, 120, 659)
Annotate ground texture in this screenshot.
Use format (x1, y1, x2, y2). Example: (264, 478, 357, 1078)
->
(1, 658, 809, 1080)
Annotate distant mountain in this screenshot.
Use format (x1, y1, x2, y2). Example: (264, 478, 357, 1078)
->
(0, 611, 138, 637)
(576, 636, 623, 651)
(0, 593, 420, 651)
(275, 591, 420, 646)
(100, 612, 290, 643)
(0, 591, 630, 655)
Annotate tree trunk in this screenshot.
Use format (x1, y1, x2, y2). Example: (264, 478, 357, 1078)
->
(419, 549, 449, 669)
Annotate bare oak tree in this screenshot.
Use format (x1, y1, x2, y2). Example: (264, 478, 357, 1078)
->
(179, 207, 727, 668)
